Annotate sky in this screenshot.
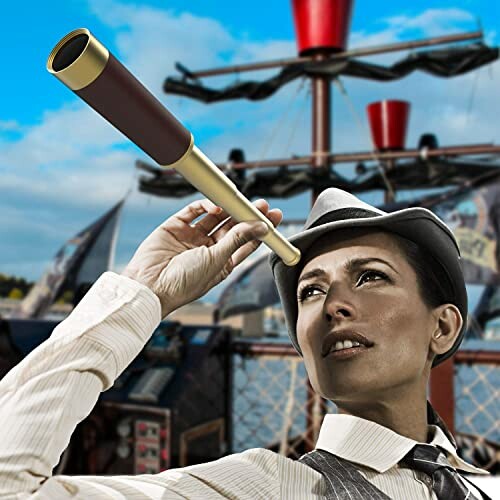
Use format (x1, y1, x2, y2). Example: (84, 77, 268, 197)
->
(1, 0, 500, 304)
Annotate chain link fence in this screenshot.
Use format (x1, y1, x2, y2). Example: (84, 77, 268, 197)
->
(455, 363, 499, 442)
(454, 352, 500, 473)
(232, 341, 331, 459)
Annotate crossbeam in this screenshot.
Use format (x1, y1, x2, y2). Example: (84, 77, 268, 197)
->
(187, 30, 482, 78)
(136, 143, 500, 174)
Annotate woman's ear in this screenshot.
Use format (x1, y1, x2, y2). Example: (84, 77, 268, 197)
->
(429, 303, 463, 357)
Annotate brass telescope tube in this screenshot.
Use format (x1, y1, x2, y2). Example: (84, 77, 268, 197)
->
(46, 28, 301, 266)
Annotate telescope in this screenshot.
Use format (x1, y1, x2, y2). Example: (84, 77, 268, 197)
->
(46, 28, 301, 266)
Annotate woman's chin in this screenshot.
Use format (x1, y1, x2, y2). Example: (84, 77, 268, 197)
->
(314, 370, 386, 402)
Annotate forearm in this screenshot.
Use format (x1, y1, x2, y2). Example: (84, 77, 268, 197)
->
(0, 272, 161, 497)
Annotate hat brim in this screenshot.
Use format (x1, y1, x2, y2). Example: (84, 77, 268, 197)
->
(269, 207, 467, 367)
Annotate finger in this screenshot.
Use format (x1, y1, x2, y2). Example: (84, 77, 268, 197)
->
(210, 220, 269, 270)
(210, 201, 272, 242)
(198, 199, 269, 235)
(212, 207, 282, 243)
(231, 239, 264, 268)
(231, 209, 284, 266)
(167, 198, 221, 227)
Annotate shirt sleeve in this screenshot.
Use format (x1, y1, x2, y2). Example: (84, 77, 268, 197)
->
(0, 273, 283, 500)
(18, 447, 281, 500)
(0, 272, 162, 498)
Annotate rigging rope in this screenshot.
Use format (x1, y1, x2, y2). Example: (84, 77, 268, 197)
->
(283, 78, 311, 159)
(124, 165, 138, 201)
(254, 77, 308, 169)
(465, 67, 481, 132)
(333, 77, 395, 200)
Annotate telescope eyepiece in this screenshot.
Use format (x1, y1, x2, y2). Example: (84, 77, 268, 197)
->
(52, 33, 89, 71)
(47, 28, 109, 91)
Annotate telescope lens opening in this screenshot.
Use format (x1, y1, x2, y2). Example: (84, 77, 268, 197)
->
(52, 33, 89, 71)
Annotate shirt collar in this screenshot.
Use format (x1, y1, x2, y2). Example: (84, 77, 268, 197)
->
(430, 425, 489, 474)
(315, 413, 489, 475)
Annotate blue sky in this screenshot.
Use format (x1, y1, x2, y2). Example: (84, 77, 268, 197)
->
(1, 0, 499, 305)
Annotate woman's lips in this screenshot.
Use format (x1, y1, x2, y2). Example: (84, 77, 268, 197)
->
(324, 344, 370, 360)
(321, 330, 374, 358)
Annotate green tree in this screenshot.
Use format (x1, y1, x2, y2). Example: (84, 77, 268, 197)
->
(57, 290, 74, 304)
(8, 288, 24, 300)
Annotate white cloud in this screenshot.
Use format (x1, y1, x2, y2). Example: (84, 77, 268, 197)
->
(349, 8, 480, 67)
(0, 120, 23, 133)
(87, 0, 234, 97)
(3, 1, 499, 283)
(1, 105, 123, 169)
(384, 8, 475, 36)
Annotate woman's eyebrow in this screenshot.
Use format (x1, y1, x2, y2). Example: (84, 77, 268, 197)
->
(298, 257, 398, 286)
(345, 257, 399, 275)
(297, 268, 327, 286)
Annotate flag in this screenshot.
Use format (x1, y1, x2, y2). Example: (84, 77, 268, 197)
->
(417, 171, 500, 284)
(9, 199, 125, 319)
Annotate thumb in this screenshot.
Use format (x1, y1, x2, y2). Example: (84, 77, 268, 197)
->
(211, 220, 269, 268)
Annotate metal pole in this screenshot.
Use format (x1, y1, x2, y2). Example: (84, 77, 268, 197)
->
(429, 358, 455, 435)
(306, 52, 332, 451)
(188, 30, 482, 78)
(220, 142, 499, 170)
(137, 143, 499, 174)
(311, 52, 332, 204)
(384, 159, 396, 203)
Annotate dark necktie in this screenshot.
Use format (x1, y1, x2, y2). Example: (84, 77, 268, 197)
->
(399, 444, 486, 500)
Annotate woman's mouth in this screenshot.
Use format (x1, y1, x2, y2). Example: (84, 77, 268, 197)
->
(321, 330, 374, 359)
(324, 341, 370, 360)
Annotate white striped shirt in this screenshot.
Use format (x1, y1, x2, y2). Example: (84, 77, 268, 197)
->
(0, 272, 493, 499)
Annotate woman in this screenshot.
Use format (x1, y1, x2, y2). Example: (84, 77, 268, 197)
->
(0, 189, 492, 499)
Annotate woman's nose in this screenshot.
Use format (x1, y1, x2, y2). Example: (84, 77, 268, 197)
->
(325, 308, 351, 322)
(323, 285, 356, 322)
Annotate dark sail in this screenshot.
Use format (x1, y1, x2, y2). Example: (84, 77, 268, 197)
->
(138, 157, 500, 200)
(215, 252, 280, 320)
(164, 43, 498, 103)
(9, 199, 125, 319)
(215, 222, 304, 320)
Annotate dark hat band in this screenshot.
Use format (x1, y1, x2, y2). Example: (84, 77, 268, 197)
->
(309, 207, 382, 229)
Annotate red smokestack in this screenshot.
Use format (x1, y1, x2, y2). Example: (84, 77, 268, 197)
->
(291, 0, 354, 55)
(366, 100, 410, 151)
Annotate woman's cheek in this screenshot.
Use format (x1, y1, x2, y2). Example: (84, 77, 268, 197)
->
(297, 301, 322, 339)
(375, 301, 427, 368)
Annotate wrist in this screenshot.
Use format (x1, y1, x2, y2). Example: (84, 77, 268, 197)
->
(122, 270, 177, 320)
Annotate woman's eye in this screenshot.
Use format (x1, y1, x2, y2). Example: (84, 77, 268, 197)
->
(298, 270, 389, 301)
(298, 285, 323, 302)
(357, 270, 388, 286)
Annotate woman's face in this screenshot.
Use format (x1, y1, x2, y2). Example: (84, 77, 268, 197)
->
(296, 229, 438, 405)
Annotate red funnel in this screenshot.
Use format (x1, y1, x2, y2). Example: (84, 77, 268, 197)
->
(366, 100, 410, 151)
(292, 0, 353, 55)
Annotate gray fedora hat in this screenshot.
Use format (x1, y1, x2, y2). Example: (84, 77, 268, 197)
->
(268, 188, 467, 367)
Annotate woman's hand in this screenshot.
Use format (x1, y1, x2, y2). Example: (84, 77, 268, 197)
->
(122, 198, 283, 318)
